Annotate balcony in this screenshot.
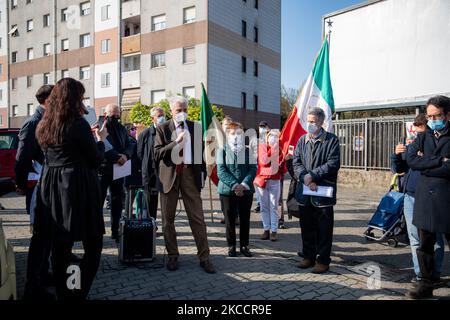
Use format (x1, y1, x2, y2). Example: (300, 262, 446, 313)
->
(122, 70, 140, 89)
(122, 0, 140, 19)
(122, 34, 140, 54)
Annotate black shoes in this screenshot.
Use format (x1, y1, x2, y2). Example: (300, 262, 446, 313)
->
(166, 257, 179, 271)
(240, 246, 253, 257)
(406, 280, 434, 299)
(228, 246, 237, 257)
(254, 204, 261, 212)
(200, 260, 217, 274)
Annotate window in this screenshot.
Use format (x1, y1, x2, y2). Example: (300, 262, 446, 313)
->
(12, 78, 17, 90)
(80, 33, 91, 48)
(101, 73, 110, 88)
(26, 19, 33, 32)
(43, 43, 51, 56)
(151, 90, 166, 104)
(183, 6, 196, 24)
(254, 94, 258, 111)
(12, 51, 17, 63)
(27, 75, 33, 88)
(27, 48, 34, 60)
(0, 114, 2, 125)
(9, 24, 18, 37)
(254, 61, 258, 77)
(101, 39, 111, 54)
(61, 39, 69, 51)
(242, 20, 247, 38)
(12, 106, 18, 117)
(61, 8, 68, 22)
(0, 89, 2, 100)
(80, 66, 90, 80)
(101, 5, 111, 21)
(151, 52, 166, 68)
(152, 14, 166, 31)
(61, 69, 69, 78)
(43, 14, 50, 27)
(26, 0, 33, 4)
(255, 0, 259, 9)
(183, 86, 196, 99)
(80, 2, 91, 16)
(27, 104, 35, 116)
(11, 0, 17, 10)
(0, 38, 2, 49)
(254, 27, 259, 43)
(43, 73, 50, 85)
(183, 46, 195, 64)
(242, 56, 247, 73)
(0, 64, 2, 74)
(241, 92, 247, 109)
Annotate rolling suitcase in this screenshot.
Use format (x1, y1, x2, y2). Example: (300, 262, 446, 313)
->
(119, 186, 156, 263)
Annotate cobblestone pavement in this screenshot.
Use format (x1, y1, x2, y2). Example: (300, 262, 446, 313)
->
(1, 182, 449, 300)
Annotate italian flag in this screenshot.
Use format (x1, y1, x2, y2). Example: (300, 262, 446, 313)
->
(280, 36, 335, 158)
(200, 83, 224, 186)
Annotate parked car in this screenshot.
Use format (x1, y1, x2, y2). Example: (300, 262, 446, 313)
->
(0, 218, 16, 300)
(0, 129, 19, 191)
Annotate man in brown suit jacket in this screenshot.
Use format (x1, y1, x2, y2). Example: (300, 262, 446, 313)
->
(154, 96, 216, 274)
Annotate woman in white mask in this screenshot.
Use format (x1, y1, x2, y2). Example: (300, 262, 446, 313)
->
(217, 122, 257, 258)
(254, 129, 287, 242)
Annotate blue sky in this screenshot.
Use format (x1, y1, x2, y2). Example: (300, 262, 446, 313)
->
(282, 0, 363, 90)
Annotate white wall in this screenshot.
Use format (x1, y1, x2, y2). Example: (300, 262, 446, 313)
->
(95, 61, 118, 98)
(326, 0, 450, 111)
(95, 0, 119, 32)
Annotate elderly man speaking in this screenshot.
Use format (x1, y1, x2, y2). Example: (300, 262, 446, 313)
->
(154, 96, 216, 274)
(292, 107, 341, 274)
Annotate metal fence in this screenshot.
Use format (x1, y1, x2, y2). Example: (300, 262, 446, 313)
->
(333, 116, 415, 171)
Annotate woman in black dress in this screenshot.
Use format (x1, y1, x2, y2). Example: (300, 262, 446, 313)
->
(36, 78, 108, 300)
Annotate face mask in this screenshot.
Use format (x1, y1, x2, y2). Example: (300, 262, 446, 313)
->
(175, 112, 188, 123)
(130, 129, 137, 138)
(428, 120, 446, 131)
(156, 116, 166, 125)
(268, 135, 278, 146)
(107, 116, 120, 126)
(227, 133, 244, 153)
(259, 128, 267, 136)
(307, 123, 318, 135)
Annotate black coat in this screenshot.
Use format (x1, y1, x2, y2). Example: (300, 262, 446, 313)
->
(406, 124, 450, 233)
(14, 106, 45, 189)
(38, 117, 106, 241)
(137, 126, 160, 194)
(154, 120, 206, 194)
(100, 122, 136, 177)
(292, 130, 341, 207)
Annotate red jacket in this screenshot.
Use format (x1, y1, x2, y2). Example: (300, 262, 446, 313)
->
(254, 143, 287, 187)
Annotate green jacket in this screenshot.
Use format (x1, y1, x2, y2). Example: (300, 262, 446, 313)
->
(217, 146, 257, 196)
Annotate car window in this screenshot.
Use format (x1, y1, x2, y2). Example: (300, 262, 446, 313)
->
(0, 134, 18, 150)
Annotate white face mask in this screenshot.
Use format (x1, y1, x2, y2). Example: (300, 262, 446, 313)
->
(259, 128, 268, 136)
(227, 133, 244, 153)
(174, 112, 188, 123)
(307, 123, 319, 135)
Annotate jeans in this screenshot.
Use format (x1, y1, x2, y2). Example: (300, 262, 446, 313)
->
(257, 179, 281, 233)
(404, 194, 445, 279)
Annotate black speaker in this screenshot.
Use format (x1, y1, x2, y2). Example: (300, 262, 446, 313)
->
(118, 217, 156, 263)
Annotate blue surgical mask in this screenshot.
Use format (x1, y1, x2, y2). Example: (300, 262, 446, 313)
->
(428, 120, 446, 131)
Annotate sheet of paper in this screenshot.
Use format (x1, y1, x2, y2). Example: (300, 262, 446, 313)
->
(113, 160, 132, 181)
(302, 184, 334, 198)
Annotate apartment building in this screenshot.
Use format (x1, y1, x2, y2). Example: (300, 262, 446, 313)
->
(2, 0, 281, 129)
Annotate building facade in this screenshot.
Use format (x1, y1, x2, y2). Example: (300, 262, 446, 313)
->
(2, 0, 281, 129)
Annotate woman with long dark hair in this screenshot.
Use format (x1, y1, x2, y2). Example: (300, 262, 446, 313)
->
(36, 78, 108, 300)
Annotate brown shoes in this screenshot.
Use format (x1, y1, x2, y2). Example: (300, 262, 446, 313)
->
(312, 263, 330, 274)
(270, 232, 277, 242)
(298, 259, 315, 269)
(166, 257, 179, 271)
(200, 260, 217, 274)
(260, 230, 270, 240)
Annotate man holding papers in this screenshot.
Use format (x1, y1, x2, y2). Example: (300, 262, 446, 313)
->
(98, 104, 136, 242)
(292, 107, 340, 274)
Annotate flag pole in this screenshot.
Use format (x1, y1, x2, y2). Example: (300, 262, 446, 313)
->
(208, 177, 214, 223)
